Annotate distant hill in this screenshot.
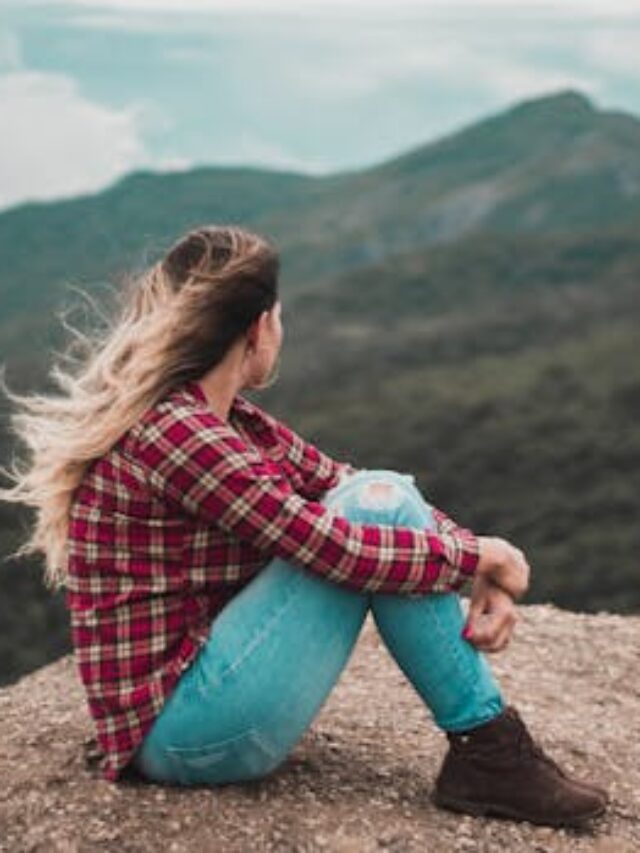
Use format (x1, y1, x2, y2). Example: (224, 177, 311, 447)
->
(2, 89, 639, 326)
(1, 88, 639, 687)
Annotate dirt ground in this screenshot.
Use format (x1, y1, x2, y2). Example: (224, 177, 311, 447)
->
(0, 601, 638, 852)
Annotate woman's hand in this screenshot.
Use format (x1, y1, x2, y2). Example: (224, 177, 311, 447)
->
(476, 535, 530, 600)
(462, 574, 519, 654)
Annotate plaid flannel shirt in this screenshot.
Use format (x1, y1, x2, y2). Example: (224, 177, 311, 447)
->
(66, 379, 480, 782)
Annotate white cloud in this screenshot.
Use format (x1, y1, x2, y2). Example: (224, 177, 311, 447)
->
(59, 1, 640, 41)
(0, 30, 24, 70)
(14, 0, 640, 21)
(211, 131, 330, 175)
(287, 29, 602, 103)
(0, 66, 296, 212)
(163, 46, 218, 63)
(17, 0, 640, 10)
(580, 29, 640, 77)
(66, 13, 185, 32)
(0, 70, 156, 211)
(156, 154, 193, 169)
(463, 53, 603, 103)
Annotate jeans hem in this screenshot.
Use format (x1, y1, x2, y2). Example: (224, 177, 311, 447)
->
(436, 695, 507, 734)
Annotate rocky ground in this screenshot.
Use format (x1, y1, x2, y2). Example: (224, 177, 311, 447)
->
(0, 602, 638, 852)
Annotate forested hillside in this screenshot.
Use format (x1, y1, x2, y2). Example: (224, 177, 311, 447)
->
(1, 89, 639, 686)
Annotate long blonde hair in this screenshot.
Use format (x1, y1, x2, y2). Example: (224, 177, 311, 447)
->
(0, 224, 280, 590)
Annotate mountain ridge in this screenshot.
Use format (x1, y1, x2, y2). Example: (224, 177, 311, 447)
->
(2, 87, 638, 302)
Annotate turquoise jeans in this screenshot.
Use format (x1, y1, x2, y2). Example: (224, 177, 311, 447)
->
(131, 468, 505, 786)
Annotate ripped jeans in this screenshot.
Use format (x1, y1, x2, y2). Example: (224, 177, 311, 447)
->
(131, 468, 505, 786)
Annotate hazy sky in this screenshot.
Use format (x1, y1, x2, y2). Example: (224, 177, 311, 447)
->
(1, 0, 639, 213)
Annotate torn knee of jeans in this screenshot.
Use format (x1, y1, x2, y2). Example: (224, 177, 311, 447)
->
(356, 480, 405, 511)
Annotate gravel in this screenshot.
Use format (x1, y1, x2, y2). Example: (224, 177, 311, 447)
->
(0, 601, 638, 852)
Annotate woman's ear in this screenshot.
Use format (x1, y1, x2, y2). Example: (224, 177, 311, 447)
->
(245, 310, 265, 353)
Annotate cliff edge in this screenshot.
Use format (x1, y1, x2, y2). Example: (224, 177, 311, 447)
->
(1, 603, 638, 852)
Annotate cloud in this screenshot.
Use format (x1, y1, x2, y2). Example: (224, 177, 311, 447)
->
(16, 0, 640, 10)
(580, 29, 640, 77)
(1, 0, 635, 214)
(284, 26, 603, 103)
(211, 131, 330, 175)
(156, 155, 194, 170)
(451, 48, 603, 103)
(0, 70, 161, 211)
(0, 30, 24, 71)
(15, 0, 640, 23)
(58, 0, 640, 51)
(162, 46, 219, 63)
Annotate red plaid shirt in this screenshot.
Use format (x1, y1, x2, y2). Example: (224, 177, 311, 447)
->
(66, 379, 480, 782)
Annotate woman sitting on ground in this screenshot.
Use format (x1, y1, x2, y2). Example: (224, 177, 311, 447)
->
(0, 224, 607, 828)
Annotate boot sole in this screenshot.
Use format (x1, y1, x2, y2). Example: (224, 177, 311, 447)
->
(432, 790, 607, 828)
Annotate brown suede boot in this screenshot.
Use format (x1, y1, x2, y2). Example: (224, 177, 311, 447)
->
(432, 706, 608, 827)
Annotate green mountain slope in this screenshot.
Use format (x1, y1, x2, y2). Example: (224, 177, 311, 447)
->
(276, 225, 639, 615)
(1, 88, 639, 686)
(2, 89, 639, 321)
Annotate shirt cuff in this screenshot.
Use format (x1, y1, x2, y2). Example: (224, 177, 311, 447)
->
(440, 527, 481, 577)
(457, 528, 481, 576)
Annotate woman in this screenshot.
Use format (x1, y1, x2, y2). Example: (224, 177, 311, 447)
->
(0, 225, 607, 827)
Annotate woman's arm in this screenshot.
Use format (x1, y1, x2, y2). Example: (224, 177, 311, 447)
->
(248, 401, 360, 498)
(431, 508, 529, 599)
(133, 405, 479, 596)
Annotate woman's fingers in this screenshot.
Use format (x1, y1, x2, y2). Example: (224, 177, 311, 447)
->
(467, 601, 518, 652)
(466, 584, 489, 626)
(469, 614, 501, 647)
(476, 536, 531, 600)
(464, 571, 520, 653)
(463, 574, 494, 638)
(481, 622, 514, 653)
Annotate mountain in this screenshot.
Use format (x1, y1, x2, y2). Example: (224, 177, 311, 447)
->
(1, 88, 639, 687)
(275, 89, 640, 279)
(2, 89, 640, 325)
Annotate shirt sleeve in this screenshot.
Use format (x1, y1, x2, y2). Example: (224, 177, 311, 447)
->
(431, 506, 471, 535)
(250, 403, 359, 499)
(134, 407, 479, 595)
(430, 507, 481, 592)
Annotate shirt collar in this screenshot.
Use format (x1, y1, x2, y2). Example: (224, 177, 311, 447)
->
(182, 379, 256, 419)
(181, 379, 282, 455)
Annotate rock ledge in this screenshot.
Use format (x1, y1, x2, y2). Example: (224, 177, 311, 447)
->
(1, 603, 638, 852)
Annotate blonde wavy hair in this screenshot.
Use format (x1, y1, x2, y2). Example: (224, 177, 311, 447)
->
(0, 224, 280, 590)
